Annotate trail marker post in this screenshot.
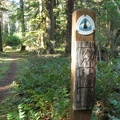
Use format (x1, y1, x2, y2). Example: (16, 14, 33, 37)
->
(71, 8, 97, 120)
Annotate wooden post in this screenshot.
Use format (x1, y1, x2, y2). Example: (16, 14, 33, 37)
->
(71, 8, 96, 120)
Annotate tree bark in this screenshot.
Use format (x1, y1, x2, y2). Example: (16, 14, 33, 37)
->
(45, 0, 55, 54)
(39, 0, 44, 48)
(0, 21, 3, 52)
(46, 0, 54, 40)
(65, 0, 74, 53)
(20, 0, 25, 36)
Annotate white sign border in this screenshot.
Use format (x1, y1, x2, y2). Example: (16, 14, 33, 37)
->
(76, 15, 95, 35)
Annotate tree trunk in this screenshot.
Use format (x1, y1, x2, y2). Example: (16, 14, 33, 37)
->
(20, 0, 25, 36)
(0, 21, 3, 52)
(65, 0, 74, 53)
(21, 45, 26, 51)
(45, 0, 55, 54)
(46, 0, 54, 40)
(38, 0, 44, 48)
(54, 0, 59, 44)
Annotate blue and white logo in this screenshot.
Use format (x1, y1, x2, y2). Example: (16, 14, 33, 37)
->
(76, 15, 95, 35)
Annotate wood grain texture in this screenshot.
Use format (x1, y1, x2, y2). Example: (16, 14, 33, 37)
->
(73, 41, 96, 110)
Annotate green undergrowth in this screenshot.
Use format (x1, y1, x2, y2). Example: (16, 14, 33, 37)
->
(93, 58, 120, 120)
(0, 52, 31, 120)
(16, 54, 71, 120)
(5, 54, 71, 120)
(0, 52, 120, 120)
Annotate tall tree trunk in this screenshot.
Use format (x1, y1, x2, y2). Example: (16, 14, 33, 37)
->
(54, 0, 57, 34)
(39, 0, 44, 48)
(20, 0, 25, 36)
(54, 0, 59, 29)
(45, 0, 55, 54)
(0, 21, 3, 52)
(46, 0, 54, 40)
(54, 0, 59, 41)
(65, 0, 74, 53)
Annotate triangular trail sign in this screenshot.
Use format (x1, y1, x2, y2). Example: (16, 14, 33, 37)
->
(76, 15, 95, 35)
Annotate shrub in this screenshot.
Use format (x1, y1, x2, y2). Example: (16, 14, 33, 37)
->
(94, 59, 120, 119)
(4, 35, 21, 46)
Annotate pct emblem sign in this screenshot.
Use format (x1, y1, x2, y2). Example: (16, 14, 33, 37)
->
(76, 15, 95, 35)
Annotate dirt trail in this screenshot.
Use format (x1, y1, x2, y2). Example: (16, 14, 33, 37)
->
(0, 53, 18, 102)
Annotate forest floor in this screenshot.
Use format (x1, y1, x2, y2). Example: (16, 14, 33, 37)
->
(0, 52, 18, 119)
(0, 53, 17, 101)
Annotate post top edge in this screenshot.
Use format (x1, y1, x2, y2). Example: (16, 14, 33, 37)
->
(72, 8, 95, 14)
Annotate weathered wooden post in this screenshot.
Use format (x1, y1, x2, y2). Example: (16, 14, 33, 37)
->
(71, 8, 96, 120)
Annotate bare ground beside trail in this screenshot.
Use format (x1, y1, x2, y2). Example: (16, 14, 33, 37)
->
(0, 53, 18, 102)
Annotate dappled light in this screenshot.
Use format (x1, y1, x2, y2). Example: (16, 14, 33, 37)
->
(0, 85, 12, 91)
(0, 57, 19, 62)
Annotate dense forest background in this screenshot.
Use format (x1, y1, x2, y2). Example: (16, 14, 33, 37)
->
(0, 0, 119, 57)
(0, 0, 120, 120)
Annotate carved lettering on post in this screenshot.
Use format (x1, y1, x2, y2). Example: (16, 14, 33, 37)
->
(73, 41, 96, 110)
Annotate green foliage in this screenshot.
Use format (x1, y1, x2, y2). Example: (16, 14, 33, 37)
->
(14, 54, 120, 119)
(3, 35, 21, 46)
(7, 112, 19, 120)
(0, 53, 13, 80)
(15, 55, 70, 119)
(95, 58, 120, 119)
(96, 59, 120, 99)
(0, 52, 120, 119)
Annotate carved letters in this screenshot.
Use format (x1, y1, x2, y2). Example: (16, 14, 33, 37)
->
(73, 41, 96, 110)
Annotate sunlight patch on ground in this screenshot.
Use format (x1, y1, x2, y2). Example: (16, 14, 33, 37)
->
(0, 81, 16, 91)
(0, 85, 12, 91)
(0, 58, 19, 61)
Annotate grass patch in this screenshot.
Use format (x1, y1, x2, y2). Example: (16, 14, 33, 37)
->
(0, 52, 31, 120)
(0, 53, 13, 81)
